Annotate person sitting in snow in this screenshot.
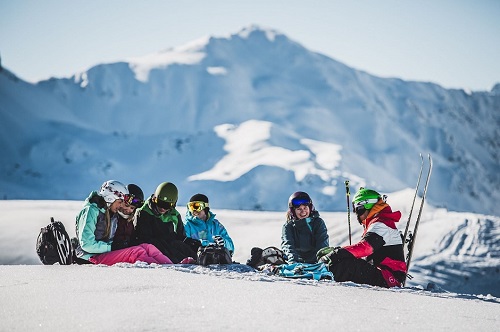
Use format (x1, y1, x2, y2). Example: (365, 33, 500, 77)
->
(133, 182, 199, 263)
(317, 188, 407, 288)
(74, 180, 173, 265)
(281, 191, 329, 264)
(112, 183, 145, 251)
(184, 193, 234, 256)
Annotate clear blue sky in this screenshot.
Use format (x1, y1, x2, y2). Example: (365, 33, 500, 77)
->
(1, 0, 499, 91)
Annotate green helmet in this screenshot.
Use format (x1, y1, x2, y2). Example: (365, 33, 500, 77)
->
(352, 188, 381, 211)
(154, 182, 178, 203)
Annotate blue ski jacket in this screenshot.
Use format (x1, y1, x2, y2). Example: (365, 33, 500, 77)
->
(184, 211, 235, 254)
(281, 210, 329, 264)
(75, 191, 118, 260)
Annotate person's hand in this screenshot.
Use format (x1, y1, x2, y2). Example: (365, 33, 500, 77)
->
(183, 237, 202, 250)
(214, 235, 225, 247)
(317, 246, 341, 266)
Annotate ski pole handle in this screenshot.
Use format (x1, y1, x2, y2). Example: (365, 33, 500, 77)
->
(345, 180, 352, 245)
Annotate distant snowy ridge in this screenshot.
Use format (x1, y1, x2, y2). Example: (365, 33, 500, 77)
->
(0, 25, 499, 216)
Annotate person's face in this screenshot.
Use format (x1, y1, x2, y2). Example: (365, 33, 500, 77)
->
(157, 206, 170, 215)
(120, 203, 136, 216)
(294, 204, 310, 219)
(356, 208, 369, 224)
(193, 209, 207, 221)
(110, 199, 124, 213)
(154, 196, 175, 215)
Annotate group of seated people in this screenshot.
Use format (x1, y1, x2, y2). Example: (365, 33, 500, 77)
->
(75, 180, 407, 288)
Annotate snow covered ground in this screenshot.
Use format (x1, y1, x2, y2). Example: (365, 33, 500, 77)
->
(2, 264, 498, 331)
(0, 198, 499, 331)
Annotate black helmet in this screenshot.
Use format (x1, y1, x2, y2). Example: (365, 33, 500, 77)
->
(287, 191, 315, 219)
(127, 184, 144, 208)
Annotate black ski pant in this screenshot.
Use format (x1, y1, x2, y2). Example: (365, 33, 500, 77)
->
(330, 257, 388, 288)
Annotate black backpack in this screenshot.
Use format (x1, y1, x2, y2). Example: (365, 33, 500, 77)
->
(196, 244, 232, 266)
(246, 246, 286, 268)
(36, 217, 73, 265)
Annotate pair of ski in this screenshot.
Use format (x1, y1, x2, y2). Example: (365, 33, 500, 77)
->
(344, 154, 432, 287)
(402, 153, 433, 286)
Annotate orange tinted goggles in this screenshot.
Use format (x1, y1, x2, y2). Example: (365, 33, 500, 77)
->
(187, 201, 209, 212)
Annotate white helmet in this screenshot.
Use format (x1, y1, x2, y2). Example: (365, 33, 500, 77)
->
(99, 180, 128, 204)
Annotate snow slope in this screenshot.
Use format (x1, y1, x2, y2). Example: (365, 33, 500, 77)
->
(1, 264, 498, 332)
(0, 196, 499, 330)
(1, 194, 498, 296)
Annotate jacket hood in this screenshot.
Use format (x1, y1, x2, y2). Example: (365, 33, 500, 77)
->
(85, 191, 107, 212)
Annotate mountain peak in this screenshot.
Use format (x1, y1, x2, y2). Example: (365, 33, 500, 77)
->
(233, 24, 284, 42)
(491, 82, 500, 95)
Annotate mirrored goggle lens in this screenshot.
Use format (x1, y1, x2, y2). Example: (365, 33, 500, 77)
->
(291, 197, 310, 208)
(155, 198, 175, 210)
(131, 197, 144, 208)
(352, 203, 366, 215)
(187, 201, 208, 212)
(356, 208, 366, 216)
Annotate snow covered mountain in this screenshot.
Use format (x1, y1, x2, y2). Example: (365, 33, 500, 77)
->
(0, 25, 499, 216)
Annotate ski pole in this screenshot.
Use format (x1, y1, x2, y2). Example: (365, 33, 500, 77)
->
(345, 180, 352, 245)
(403, 153, 424, 249)
(404, 154, 433, 286)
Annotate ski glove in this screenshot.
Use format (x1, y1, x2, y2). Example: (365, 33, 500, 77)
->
(183, 237, 202, 251)
(214, 235, 225, 247)
(317, 246, 353, 267)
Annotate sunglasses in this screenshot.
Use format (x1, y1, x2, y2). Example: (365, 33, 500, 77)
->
(291, 197, 311, 208)
(187, 201, 209, 213)
(153, 196, 176, 210)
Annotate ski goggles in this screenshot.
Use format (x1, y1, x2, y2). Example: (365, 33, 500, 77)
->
(352, 198, 378, 213)
(124, 195, 144, 208)
(353, 206, 366, 216)
(153, 196, 176, 210)
(187, 201, 209, 212)
(290, 197, 311, 208)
